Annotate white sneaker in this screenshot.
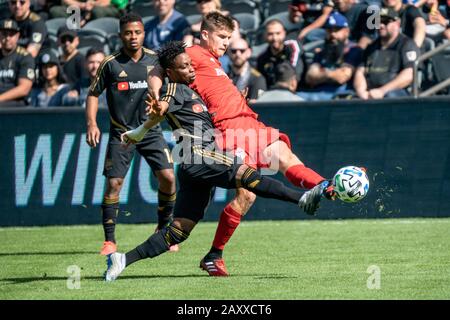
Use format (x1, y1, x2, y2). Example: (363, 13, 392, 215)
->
(105, 252, 126, 282)
(299, 181, 329, 215)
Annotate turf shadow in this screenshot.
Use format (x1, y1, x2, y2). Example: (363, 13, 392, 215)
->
(0, 274, 207, 284)
(0, 251, 98, 256)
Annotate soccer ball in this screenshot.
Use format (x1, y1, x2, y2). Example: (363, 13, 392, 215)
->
(333, 166, 369, 203)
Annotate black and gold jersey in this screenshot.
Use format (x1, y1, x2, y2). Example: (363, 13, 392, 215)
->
(160, 82, 216, 148)
(13, 11, 47, 49)
(89, 47, 160, 131)
(0, 45, 35, 102)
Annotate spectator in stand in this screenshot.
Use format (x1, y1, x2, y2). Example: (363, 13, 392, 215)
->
(334, 0, 378, 49)
(57, 26, 85, 85)
(288, 0, 334, 43)
(255, 62, 303, 102)
(256, 19, 304, 90)
(183, 0, 229, 47)
(9, 0, 47, 58)
(383, 0, 426, 48)
(30, 50, 78, 106)
(353, 8, 420, 99)
(227, 37, 267, 103)
(144, 0, 190, 50)
(68, 47, 107, 107)
(0, 19, 34, 106)
(301, 12, 363, 100)
(421, 0, 450, 40)
(50, 0, 121, 26)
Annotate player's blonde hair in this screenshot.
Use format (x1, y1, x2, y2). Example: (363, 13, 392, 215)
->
(200, 11, 234, 33)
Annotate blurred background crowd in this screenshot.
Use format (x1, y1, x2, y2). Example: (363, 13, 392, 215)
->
(0, 0, 449, 107)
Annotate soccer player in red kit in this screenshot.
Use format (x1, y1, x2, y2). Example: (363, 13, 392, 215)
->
(149, 12, 335, 276)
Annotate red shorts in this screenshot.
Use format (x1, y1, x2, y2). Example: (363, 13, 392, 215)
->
(214, 116, 291, 168)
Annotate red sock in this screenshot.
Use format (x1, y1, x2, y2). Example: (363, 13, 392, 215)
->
(285, 164, 325, 189)
(212, 204, 242, 251)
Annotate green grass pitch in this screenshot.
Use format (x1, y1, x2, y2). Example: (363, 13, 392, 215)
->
(1, 218, 449, 300)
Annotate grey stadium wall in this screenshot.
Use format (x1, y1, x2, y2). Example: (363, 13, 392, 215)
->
(1, 97, 449, 226)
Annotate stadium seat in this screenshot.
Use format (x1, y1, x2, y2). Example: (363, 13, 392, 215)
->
(253, 11, 302, 44)
(267, 0, 291, 16)
(175, 0, 200, 16)
(186, 14, 202, 26)
(78, 34, 110, 56)
(233, 12, 259, 33)
(430, 46, 450, 94)
(224, 0, 262, 24)
(142, 15, 155, 25)
(45, 18, 68, 37)
(129, 0, 158, 17)
(82, 17, 120, 38)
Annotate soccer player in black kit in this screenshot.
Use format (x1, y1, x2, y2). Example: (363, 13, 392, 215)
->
(85, 13, 177, 256)
(104, 41, 311, 281)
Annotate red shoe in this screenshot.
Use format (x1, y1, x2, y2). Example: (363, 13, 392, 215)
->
(323, 182, 337, 200)
(199, 257, 229, 276)
(100, 241, 117, 256)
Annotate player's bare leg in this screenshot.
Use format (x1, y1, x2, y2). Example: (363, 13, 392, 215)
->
(263, 140, 336, 214)
(100, 177, 124, 255)
(154, 169, 178, 251)
(201, 188, 256, 276)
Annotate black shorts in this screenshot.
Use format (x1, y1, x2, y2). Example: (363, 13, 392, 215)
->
(103, 127, 173, 178)
(173, 148, 240, 223)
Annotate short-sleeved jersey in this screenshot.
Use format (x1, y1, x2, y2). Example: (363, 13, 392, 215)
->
(0, 46, 35, 101)
(160, 82, 215, 149)
(228, 66, 267, 100)
(339, 3, 377, 42)
(144, 10, 190, 50)
(361, 34, 420, 89)
(398, 4, 424, 40)
(61, 52, 85, 84)
(313, 41, 363, 70)
(13, 12, 47, 49)
(89, 48, 160, 131)
(302, 0, 335, 27)
(186, 45, 258, 124)
(256, 39, 304, 89)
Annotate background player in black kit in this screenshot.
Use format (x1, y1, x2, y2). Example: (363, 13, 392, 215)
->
(85, 13, 176, 256)
(104, 41, 310, 281)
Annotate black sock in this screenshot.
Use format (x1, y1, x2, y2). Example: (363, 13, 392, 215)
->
(125, 223, 189, 267)
(240, 167, 302, 204)
(157, 190, 176, 229)
(206, 246, 223, 259)
(102, 198, 119, 243)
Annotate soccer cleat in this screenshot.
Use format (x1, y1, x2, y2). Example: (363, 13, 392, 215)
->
(104, 252, 126, 282)
(100, 241, 117, 256)
(199, 257, 229, 276)
(299, 180, 330, 215)
(323, 180, 337, 200)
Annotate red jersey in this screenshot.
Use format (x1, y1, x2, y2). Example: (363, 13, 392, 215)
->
(186, 45, 258, 124)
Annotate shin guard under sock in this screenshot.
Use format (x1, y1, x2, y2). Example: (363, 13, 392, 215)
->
(102, 197, 119, 243)
(285, 164, 325, 189)
(126, 223, 189, 266)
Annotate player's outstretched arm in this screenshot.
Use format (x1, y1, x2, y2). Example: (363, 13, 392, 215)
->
(120, 111, 165, 145)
